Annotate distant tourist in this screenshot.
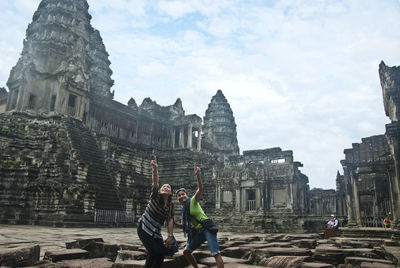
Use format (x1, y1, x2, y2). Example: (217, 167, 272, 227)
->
(175, 164, 224, 268)
(333, 215, 339, 230)
(324, 214, 336, 239)
(384, 215, 391, 228)
(137, 156, 176, 268)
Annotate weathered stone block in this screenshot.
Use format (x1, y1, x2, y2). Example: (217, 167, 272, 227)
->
(198, 256, 249, 265)
(43, 248, 89, 262)
(221, 246, 249, 258)
(53, 257, 113, 268)
(65, 238, 104, 249)
(112, 259, 146, 268)
(297, 239, 317, 249)
(313, 246, 348, 265)
(256, 247, 312, 257)
(0, 244, 40, 267)
(345, 256, 394, 266)
(115, 250, 146, 262)
(82, 241, 120, 260)
(300, 262, 335, 268)
(258, 255, 310, 267)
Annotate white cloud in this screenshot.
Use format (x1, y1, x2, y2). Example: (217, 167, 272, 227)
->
(157, 1, 195, 19)
(14, 0, 39, 16)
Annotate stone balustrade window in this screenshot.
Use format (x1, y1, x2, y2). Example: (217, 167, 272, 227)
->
(271, 158, 285, 164)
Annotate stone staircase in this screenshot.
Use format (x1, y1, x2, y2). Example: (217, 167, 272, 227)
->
(64, 118, 123, 211)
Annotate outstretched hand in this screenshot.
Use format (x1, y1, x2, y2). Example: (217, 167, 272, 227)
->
(151, 155, 157, 170)
(194, 163, 200, 177)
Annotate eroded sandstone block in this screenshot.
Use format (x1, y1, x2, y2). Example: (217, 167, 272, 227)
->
(43, 248, 89, 262)
(111, 259, 146, 268)
(258, 255, 310, 267)
(0, 244, 40, 267)
(65, 238, 104, 249)
(345, 256, 395, 267)
(54, 257, 113, 268)
(115, 250, 146, 262)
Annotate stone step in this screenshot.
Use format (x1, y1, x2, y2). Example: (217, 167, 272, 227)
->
(65, 119, 123, 211)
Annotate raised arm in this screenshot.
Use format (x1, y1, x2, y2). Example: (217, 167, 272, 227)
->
(151, 156, 159, 189)
(193, 163, 203, 201)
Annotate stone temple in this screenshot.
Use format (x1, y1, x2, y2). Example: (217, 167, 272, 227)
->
(0, 0, 399, 235)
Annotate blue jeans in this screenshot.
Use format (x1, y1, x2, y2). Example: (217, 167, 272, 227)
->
(137, 222, 175, 268)
(185, 228, 220, 256)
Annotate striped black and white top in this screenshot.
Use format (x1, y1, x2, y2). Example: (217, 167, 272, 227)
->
(139, 187, 173, 239)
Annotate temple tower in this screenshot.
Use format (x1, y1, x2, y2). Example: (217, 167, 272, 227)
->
(202, 90, 240, 161)
(379, 61, 400, 229)
(6, 0, 114, 119)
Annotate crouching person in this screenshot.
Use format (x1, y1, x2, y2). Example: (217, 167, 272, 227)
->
(175, 164, 224, 268)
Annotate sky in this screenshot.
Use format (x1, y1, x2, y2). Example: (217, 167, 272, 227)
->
(1, 0, 400, 189)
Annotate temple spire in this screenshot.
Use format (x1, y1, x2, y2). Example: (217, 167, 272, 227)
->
(6, 0, 114, 118)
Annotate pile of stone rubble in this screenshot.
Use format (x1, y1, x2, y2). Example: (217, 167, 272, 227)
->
(0, 233, 399, 267)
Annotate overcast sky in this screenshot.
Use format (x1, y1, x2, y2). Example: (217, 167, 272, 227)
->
(1, 0, 400, 189)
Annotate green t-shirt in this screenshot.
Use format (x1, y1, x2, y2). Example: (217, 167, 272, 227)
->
(189, 196, 209, 230)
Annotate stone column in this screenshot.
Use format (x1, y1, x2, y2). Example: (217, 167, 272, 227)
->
(171, 128, 175, 148)
(215, 183, 221, 209)
(351, 172, 363, 227)
(386, 122, 400, 228)
(235, 189, 241, 211)
(187, 124, 193, 149)
(343, 163, 356, 227)
(179, 126, 184, 148)
(256, 187, 260, 211)
(197, 131, 202, 151)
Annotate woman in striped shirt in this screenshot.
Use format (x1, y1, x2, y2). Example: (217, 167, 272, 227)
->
(137, 156, 175, 268)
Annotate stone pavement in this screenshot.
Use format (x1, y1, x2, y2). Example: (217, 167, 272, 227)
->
(1, 225, 400, 267)
(0, 224, 153, 258)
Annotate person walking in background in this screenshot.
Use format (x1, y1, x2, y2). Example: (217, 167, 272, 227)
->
(137, 156, 176, 268)
(176, 164, 224, 268)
